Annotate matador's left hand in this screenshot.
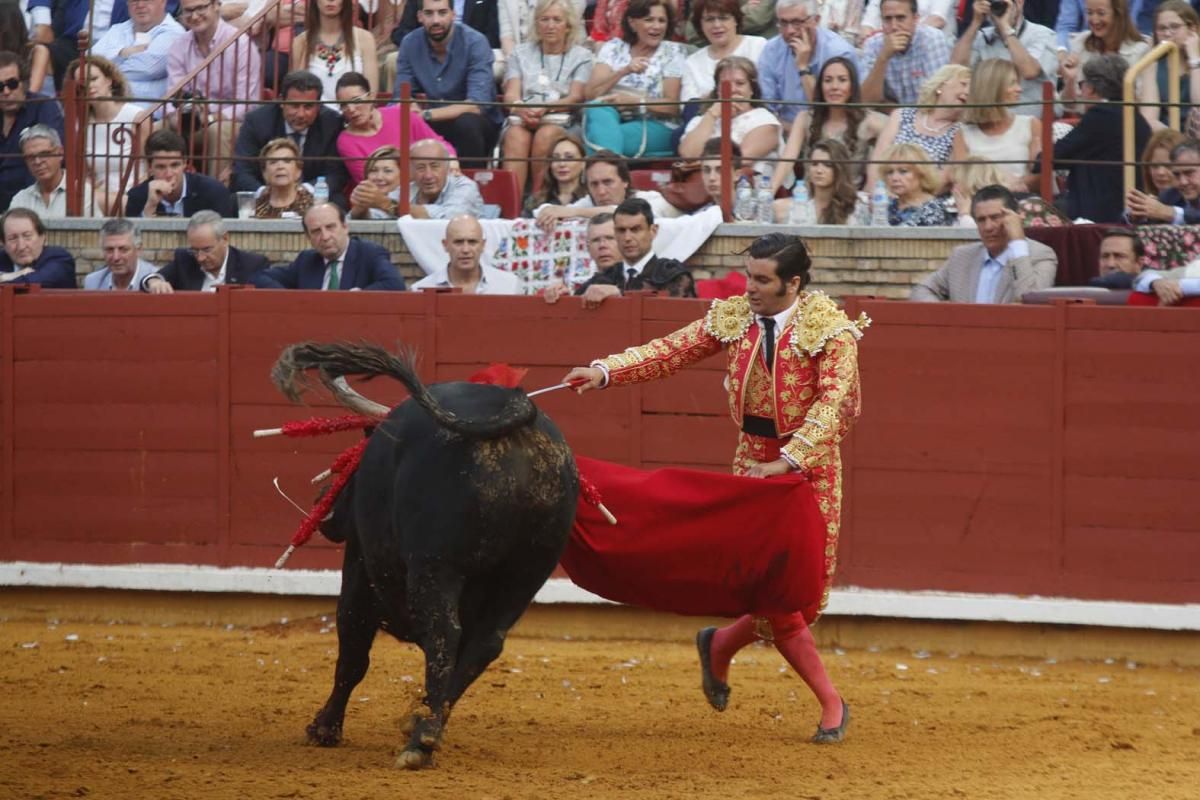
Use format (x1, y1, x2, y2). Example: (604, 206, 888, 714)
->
(746, 458, 793, 479)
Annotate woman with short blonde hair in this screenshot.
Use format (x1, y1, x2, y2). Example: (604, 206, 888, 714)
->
(350, 145, 405, 219)
(880, 143, 952, 227)
(953, 59, 1040, 180)
(870, 63, 970, 185)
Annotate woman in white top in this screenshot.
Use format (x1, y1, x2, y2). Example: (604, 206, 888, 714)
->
(292, 0, 378, 108)
(69, 56, 149, 216)
(952, 58, 1040, 182)
(1059, 0, 1149, 109)
(680, 0, 767, 102)
(678, 56, 782, 181)
(499, 0, 586, 56)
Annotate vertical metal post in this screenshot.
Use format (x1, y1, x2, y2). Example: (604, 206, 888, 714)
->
(719, 79, 732, 222)
(1039, 81, 1054, 203)
(398, 82, 412, 216)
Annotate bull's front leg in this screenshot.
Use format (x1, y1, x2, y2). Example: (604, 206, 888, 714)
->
(307, 544, 378, 747)
(397, 564, 464, 770)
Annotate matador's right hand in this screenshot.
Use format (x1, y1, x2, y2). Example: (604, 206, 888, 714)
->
(562, 366, 605, 393)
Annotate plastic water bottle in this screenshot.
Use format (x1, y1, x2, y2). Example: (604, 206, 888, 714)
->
(313, 176, 330, 205)
(870, 179, 890, 227)
(788, 181, 814, 226)
(755, 175, 775, 224)
(733, 176, 756, 222)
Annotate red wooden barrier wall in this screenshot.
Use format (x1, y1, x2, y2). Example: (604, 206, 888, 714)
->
(1, 288, 1197, 605)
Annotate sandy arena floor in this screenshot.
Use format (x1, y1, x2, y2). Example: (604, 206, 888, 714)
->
(2, 590, 1198, 800)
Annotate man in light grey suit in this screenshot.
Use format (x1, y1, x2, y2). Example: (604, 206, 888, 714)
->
(911, 185, 1058, 303)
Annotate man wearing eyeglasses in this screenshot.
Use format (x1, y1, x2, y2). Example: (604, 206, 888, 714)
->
(143, 210, 269, 293)
(9, 124, 92, 218)
(91, 0, 185, 102)
(0, 51, 65, 213)
(758, 0, 859, 124)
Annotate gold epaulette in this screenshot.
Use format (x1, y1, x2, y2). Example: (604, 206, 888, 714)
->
(790, 292, 871, 356)
(703, 295, 753, 343)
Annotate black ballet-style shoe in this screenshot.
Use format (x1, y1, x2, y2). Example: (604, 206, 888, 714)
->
(811, 699, 850, 744)
(696, 626, 730, 712)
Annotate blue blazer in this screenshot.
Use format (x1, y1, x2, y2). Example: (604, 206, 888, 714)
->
(253, 237, 405, 291)
(125, 173, 236, 218)
(0, 245, 76, 288)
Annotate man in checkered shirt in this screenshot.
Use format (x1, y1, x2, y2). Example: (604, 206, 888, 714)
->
(860, 0, 952, 105)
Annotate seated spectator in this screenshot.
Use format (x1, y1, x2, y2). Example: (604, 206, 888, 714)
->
(950, 155, 1069, 226)
(542, 212, 629, 305)
(500, 0, 592, 193)
(1142, 128, 1187, 196)
(254, 138, 315, 219)
(881, 143, 954, 226)
(83, 218, 158, 290)
(591, 0, 687, 44)
(776, 138, 863, 224)
(10, 124, 93, 217)
(1130, 256, 1200, 303)
(292, 0, 378, 107)
(126, 129, 236, 217)
(521, 133, 587, 216)
(758, 0, 859, 125)
(167, 0, 262, 181)
(0, 50, 64, 212)
(232, 71, 349, 211)
(1141, 1, 1200, 128)
(500, 0, 589, 60)
(950, 0, 1059, 117)
(583, 0, 687, 157)
(144, 210, 270, 293)
(911, 184, 1057, 302)
(861, 0, 952, 105)
(253, 203, 406, 290)
(408, 139, 486, 219)
(395, 0, 501, 168)
(952, 58, 1040, 182)
(90, 0, 185, 102)
(679, 57, 783, 185)
(1029, 54, 1148, 223)
(391, 0, 501, 52)
(412, 214, 522, 293)
(1127, 138, 1200, 224)
(0, 207, 75, 287)
(575, 196, 696, 300)
(681, 0, 767, 103)
(768, 56, 884, 193)
(534, 150, 679, 229)
(861, 0, 953, 38)
(350, 145, 404, 219)
(1089, 227, 1145, 289)
(68, 56, 149, 215)
(1059, 0, 1150, 111)
(336, 71, 453, 191)
(870, 63, 970, 185)
(0, 3, 52, 94)
(700, 138, 741, 208)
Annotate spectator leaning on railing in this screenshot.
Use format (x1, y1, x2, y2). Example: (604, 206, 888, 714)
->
(126, 128, 236, 218)
(143, 209, 269, 292)
(1130, 254, 1200, 304)
(1141, 128, 1187, 196)
(0, 49, 64, 213)
(1127, 138, 1200, 224)
(90, 0, 185, 103)
(411, 214, 522, 294)
(0, 207, 76, 287)
(9, 124, 92, 218)
(541, 211, 622, 306)
(951, 0, 1059, 117)
(573, 196, 696, 302)
(83, 218, 158, 290)
(1088, 227, 1145, 289)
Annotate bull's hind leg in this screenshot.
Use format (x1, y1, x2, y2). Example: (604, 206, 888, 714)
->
(307, 543, 378, 747)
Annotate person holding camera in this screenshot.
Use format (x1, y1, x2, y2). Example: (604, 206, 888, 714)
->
(950, 0, 1059, 117)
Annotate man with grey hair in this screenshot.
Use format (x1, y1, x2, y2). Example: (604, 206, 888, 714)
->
(84, 219, 158, 290)
(408, 139, 486, 219)
(758, 0, 859, 124)
(9, 124, 91, 217)
(143, 209, 269, 293)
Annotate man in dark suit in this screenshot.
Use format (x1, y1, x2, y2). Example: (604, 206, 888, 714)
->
(230, 70, 349, 210)
(252, 203, 405, 291)
(142, 210, 269, 293)
(1127, 139, 1200, 225)
(576, 197, 696, 305)
(391, 0, 499, 49)
(126, 130, 236, 218)
(0, 207, 75, 287)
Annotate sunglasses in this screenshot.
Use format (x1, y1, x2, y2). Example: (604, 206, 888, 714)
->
(0, 77, 22, 92)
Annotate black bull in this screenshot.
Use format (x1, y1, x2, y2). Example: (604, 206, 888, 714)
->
(272, 343, 580, 769)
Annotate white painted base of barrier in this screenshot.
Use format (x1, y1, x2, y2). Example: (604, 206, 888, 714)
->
(2, 561, 1198, 631)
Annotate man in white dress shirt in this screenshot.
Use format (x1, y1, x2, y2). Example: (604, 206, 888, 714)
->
(412, 214, 520, 294)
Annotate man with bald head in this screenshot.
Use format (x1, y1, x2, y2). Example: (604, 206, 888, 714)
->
(412, 214, 520, 294)
(409, 140, 485, 220)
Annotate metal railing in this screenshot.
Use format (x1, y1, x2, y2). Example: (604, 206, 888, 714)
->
(1124, 40, 1181, 200)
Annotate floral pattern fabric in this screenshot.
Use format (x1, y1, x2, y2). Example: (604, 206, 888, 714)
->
(488, 217, 597, 294)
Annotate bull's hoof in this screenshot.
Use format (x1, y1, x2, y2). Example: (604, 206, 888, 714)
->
(396, 746, 434, 770)
(305, 720, 343, 747)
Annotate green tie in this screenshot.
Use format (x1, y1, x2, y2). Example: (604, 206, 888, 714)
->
(326, 259, 340, 291)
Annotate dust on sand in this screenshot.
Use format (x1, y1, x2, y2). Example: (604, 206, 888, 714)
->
(2, 592, 1198, 800)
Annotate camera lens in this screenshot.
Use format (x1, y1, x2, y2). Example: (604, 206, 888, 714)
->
(990, 0, 1008, 14)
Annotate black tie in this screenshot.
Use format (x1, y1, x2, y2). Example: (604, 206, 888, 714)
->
(761, 317, 775, 373)
(290, 131, 304, 150)
(626, 267, 637, 288)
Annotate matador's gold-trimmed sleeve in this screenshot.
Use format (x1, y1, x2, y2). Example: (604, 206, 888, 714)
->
(593, 317, 725, 387)
(781, 330, 862, 470)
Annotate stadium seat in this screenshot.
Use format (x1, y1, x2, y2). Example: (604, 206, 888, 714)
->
(463, 168, 521, 219)
(630, 169, 672, 192)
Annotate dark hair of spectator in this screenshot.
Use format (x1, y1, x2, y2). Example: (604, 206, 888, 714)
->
(740, 233, 812, 289)
(807, 56, 864, 165)
(305, 0, 359, 67)
(1081, 54, 1128, 101)
(304, 202, 349, 231)
(529, 133, 588, 210)
(281, 70, 325, 98)
(808, 139, 859, 225)
(614, 196, 655, 226)
(1101, 227, 1145, 259)
(66, 55, 130, 103)
(691, 0, 743, 42)
(0, 8, 36, 73)
(881, 0, 919, 14)
(700, 137, 742, 168)
(585, 151, 633, 196)
(703, 56, 762, 109)
(970, 184, 1019, 214)
(145, 128, 188, 158)
(622, 0, 676, 46)
(589, 211, 615, 227)
(1171, 138, 1200, 161)
(335, 70, 372, 95)
(1, 207, 46, 237)
(0, 50, 27, 83)
(1141, 128, 1186, 189)
(1084, 0, 1144, 53)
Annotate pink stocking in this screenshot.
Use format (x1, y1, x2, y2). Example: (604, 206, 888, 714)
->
(708, 614, 759, 684)
(769, 613, 844, 729)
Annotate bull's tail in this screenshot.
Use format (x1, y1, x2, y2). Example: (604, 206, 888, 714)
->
(272, 341, 537, 440)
